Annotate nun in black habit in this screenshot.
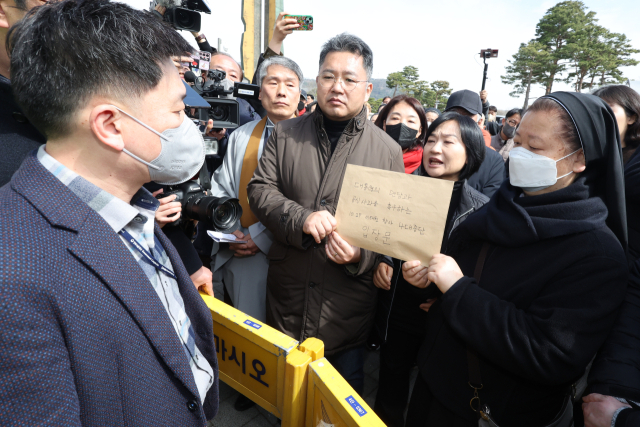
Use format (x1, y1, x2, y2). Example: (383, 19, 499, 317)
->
(403, 92, 629, 427)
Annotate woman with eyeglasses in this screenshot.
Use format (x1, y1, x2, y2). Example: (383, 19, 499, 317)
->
(403, 92, 628, 427)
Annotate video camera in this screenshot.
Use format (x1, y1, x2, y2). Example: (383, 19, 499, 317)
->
(159, 162, 242, 233)
(151, 0, 210, 32)
(188, 68, 260, 130)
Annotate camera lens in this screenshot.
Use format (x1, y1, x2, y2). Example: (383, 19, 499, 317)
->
(212, 200, 238, 231)
(210, 105, 230, 121)
(184, 194, 242, 233)
(175, 9, 195, 28)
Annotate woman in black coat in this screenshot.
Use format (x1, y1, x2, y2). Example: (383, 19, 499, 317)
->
(372, 112, 489, 427)
(583, 88, 640, 426)
(404, 92, 629, 427)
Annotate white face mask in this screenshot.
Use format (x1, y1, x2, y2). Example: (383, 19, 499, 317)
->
(114, 107, 205, 185)
(509, 146, 581, 193)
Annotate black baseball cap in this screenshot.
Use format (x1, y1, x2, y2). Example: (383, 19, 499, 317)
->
(445, 90, 483, 116)
(300, 89, 308, 101)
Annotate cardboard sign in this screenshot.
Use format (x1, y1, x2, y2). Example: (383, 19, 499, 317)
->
(335, 164, 454, 264)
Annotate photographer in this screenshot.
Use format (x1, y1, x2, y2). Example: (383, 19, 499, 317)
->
(151, 186, 214, 297)
(153, 3, 259, 172)
(203, 51, 259, 173)
(0, 0, 219, 424)
(0, 0, 47, 187)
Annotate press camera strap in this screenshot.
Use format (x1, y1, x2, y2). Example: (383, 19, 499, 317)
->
(119, 229, 177, 280)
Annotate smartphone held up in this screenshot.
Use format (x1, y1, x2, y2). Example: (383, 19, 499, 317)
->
(284, 15, 313, 31)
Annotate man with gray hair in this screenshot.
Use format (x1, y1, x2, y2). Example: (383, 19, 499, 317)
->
(209, 55, 303, 325)
(248, 33, 404, 394)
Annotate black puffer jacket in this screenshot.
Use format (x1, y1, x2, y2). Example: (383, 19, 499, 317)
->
(374, 172, 489, 340)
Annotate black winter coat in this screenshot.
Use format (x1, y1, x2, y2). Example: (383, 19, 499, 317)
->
(588, 257, 640, 404)
(417, 178, 628, 426)
(584, 148, 640, 427)
(624, 148, 640, 262)
(610, 408, 640, 426)
(466, 146, 505, 198)
(374, 176, 489, 340)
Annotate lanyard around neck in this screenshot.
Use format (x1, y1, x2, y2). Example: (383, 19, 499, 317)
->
(119, 228, 177, 280)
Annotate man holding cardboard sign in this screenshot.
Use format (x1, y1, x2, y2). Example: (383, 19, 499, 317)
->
(247, 33, 403, 394)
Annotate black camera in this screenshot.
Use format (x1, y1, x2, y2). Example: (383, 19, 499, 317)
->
(152, 0, 211, 32)
(191, 69, 260, 129)
(159, 165, 242, 233)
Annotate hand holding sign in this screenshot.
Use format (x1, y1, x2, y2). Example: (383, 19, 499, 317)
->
(402, 254, 464, 294)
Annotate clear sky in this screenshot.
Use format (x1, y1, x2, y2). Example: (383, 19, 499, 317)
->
(123, 0, 640, 110)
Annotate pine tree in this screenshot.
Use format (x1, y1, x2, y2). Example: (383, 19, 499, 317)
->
(501, 41, 551, 108)
(564, 23, 607, 92)
(385, 67, 451, 108)
(535, 1, 594, 94)
(386, 72, 405, 97)
(430, 81, 453, 109)
(587, 32, 639, 89)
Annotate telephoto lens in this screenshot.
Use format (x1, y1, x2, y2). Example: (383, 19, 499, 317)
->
(185, 194, 242, 234)
(158, 181, 243, 233)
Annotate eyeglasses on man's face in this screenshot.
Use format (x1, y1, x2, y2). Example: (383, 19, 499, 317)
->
(317, 72, 368, 92)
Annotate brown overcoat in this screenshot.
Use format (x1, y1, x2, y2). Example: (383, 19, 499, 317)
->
(247, 107, 404, 355)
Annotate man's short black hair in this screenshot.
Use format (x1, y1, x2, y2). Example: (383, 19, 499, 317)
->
(319, 33, 373, 80)
(506, 108, 524, 119)
(8, 0, 193, 138)
(488, 105, 498, 113)
(307, 94, 314, 100)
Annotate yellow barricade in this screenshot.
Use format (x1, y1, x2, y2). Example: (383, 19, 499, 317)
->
(200, 294, 296, 420)
(305, 358, 386, 427)
(284, 338, 325, 426)
(200, 294, 325, 426)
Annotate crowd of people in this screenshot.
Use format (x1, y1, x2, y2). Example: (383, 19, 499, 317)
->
(2, 1, 640, 427)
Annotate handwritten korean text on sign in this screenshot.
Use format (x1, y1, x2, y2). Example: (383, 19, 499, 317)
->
(335, 164, 454, 264)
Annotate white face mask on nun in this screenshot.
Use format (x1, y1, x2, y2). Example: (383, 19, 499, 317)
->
(509, 146, 581, 193)
(114, 106, 205, 185)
